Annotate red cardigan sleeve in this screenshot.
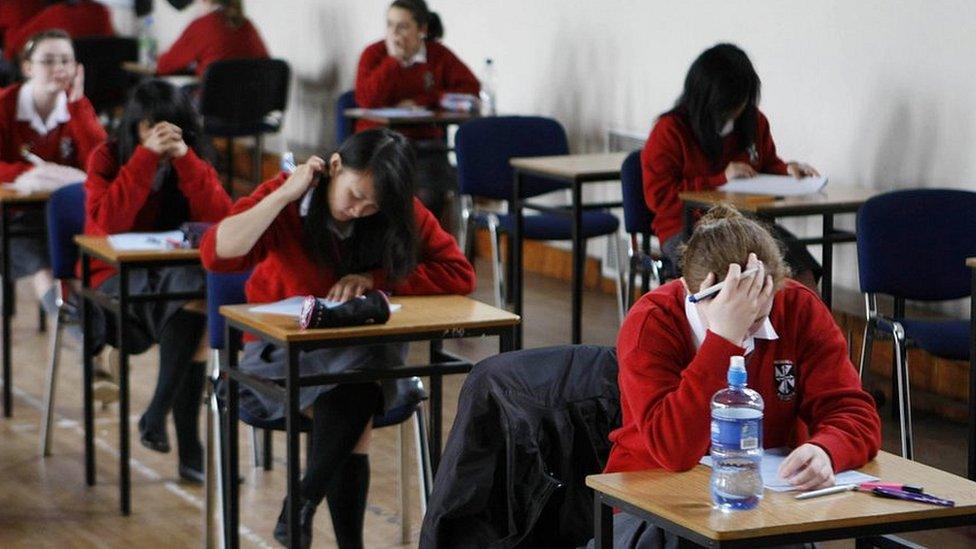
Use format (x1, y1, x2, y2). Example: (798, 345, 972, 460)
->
(372, 198, 476, 295)
(757, 112, 789, 175)
(66, 97, 107, 171)
(354, 43, 403, 108)
(85, 144, 159, 234)
(171, 149, 231, 222)
(200, 173, 287, 273)
(616, 298, 746, 472)
(792, 288, 881, 471)
(156, 19, 201, 75)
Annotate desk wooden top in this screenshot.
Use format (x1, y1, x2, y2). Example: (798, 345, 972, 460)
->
(587, 451, 976, 542)
(680, 185, 879, 216)
(509, 152, 629, 181)
(343, 108, 476, 126)
(74, 235, 200, 264)
(966, 257, 976, 268)
(121, 61, 155, 76)
(0, 187, 52, 203)
(220, 295, 520, 343)
(120, 62, 199, 86)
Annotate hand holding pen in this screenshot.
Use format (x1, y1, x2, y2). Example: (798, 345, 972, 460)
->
(690, 253, 775, 347)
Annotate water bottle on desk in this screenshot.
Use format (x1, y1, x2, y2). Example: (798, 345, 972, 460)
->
(710, 355, 764, 510)
(138, 16, 157, 67)
(478, 58, 496, 116)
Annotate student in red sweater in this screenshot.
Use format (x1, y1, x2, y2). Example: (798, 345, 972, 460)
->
(156, 0, 269, 78)
(0, 29, 105, 314)
(599, 204, 880, 547)
(355, 0, 479, 221)
(643, 43, 821, 288)
(83, 79, 231, 483)
(4, 0, 115, 61)
(201, 128, 475, 548)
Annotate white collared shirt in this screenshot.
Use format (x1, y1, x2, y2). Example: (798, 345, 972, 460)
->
(402, 42, 427, 67)
(17, 82, 70, 136)
(684, 294, 778, 354)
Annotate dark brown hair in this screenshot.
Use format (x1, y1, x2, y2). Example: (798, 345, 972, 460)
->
(681, 203, 790, 292)
(390, 0, 444, 40)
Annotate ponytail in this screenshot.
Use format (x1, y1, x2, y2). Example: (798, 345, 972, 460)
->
(391, 0, 444, 40)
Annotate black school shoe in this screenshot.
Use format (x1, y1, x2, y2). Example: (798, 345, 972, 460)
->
(273, 496, 316, 549)
(138, 415, 170, 453)
(178, 461, 205, 484)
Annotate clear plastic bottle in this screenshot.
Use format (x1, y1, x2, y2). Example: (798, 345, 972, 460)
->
(710, 355, 764, 510)
(478, 58, 496, 116)
(138, 16, 158, 67)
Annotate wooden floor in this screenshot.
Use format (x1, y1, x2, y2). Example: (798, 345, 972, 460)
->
(1, 261, 975, 548)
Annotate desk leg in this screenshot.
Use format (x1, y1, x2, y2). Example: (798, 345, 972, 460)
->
(500, 328, 514, 353)
(571, 179, 583, 344)
(821, 213, 834, 308)
(593, 492, 613, 549)
(429, 340, 443, 474)
(511, 170, 524, 350)
(285, 345, 301, 548)
(117, 266, 131, 516)
(224, 324, 241, 549)
(682, 203, 695, 241)
(2, 202, 11, 417)
(82, 253, 95, 485)
(969, 268, 976, 480)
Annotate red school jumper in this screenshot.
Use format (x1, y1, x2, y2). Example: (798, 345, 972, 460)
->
(0, 0, 45, 45)
(606, 279, 881, 474)
(641, 110, 790, 244)
(200, 173, 476, 320)
(4, 0, 115, 61)
(354, 39, 479, 140)
(156, 10, 269, 77)
(81, 143, 232, 288)
(0, 82, 106, 181)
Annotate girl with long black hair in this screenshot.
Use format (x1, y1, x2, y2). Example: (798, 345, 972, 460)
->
(82, 79, 231, 482)
(201, 128, 476, 548)
(642, 43, 821, 287)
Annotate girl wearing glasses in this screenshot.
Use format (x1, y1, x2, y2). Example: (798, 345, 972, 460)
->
(0, 28, 105, 316)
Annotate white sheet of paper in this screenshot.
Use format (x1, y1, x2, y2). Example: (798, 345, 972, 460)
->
(366, 107, 434, 118)
(719, 175, 828, 197)
(699, 447, 878, 492)
(249, 296, 401, 316)
(107, 230, 185, 251)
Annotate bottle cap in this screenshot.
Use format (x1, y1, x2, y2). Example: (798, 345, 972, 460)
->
(728, 355, 747, 386)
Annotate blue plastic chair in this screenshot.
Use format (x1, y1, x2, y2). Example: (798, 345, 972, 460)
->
(205, 271, 431, 545)
(856, 188, 976, 460)
(40, 183, 86, 456)
(455, 116, 621, 311)
(619, 150, 671, 312)
(335, 90, 357, 146)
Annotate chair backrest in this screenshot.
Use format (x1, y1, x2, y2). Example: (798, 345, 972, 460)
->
(200, 58, 290, 126)
(206, 270, 251, 350)
(620, 150, 654, 235)
(455, 116, 570, 201)
(857, 188, 976, 301)
(73, 37, 139, 114)
(46, 183, 86, 280)
(335, 90, 357, 146)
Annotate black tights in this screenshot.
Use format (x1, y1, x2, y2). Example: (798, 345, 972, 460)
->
(141, 309, 207, 465)
(301, 383, 380, 549)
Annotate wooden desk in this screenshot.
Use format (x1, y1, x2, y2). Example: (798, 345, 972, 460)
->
(508, 152, 629, 348)
(220, 296, 519, 547)
(588, 451, 976, 548)
(679, 185, 879, 308)
(967, 257, 976, 480)
(120, 62, 199, 87)
(75, 235, 204, 516)
(343, 107, 476, 128)
(0, 189, 53, 417)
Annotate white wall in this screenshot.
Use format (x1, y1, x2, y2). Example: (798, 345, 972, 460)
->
(138, 0, 976, 301)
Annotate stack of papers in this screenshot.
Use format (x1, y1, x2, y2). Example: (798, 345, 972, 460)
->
(700, 447, 877, 492)
(250, 296, 402, 316)
(107, 230, 186, 251)
(367, 107, 434, 118)
(720, 175, 828, 197)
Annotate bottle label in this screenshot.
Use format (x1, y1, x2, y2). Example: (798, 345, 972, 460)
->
(711, 408, 762, 451)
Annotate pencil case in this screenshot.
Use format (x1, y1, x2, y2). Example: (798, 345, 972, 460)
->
(299, 290, 391, 330)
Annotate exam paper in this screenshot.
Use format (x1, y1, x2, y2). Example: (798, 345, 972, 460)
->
(250, 296, 401, 316)
(700, 447, 877, 492)
(365, 107, 434, 118)
(720, 175, 828, 197)
(107, 230, 185, 251)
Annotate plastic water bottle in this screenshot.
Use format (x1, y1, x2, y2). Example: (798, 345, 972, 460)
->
(478, 58, 496, 116)
(710, 355, 764, 510)
(138, 16, 157, 67)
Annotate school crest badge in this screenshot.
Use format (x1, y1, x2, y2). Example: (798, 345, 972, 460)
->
(773, 360, 795, 401)
(60, 137, 74, 162)
(423, 71, 435, 91)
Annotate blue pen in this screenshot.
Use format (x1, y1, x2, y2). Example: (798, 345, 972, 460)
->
(688, 267, 760, 303)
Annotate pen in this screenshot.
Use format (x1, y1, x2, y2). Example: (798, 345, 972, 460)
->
(20, 145, 44, 167)
(688, 267, 760, 303)
(871, 487, 954, 507)
(794, 483, 857, 500)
